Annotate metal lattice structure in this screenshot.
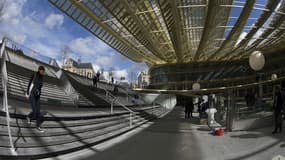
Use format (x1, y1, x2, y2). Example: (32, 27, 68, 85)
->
(48, 0, 285, 89)
(48, 0, 285, 65)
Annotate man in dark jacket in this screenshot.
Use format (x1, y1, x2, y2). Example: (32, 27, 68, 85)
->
(96, 71, 100, 81)
(185, 97, 194, 119)
(93, 75, 97, 88)
(26, 66, 45, 132)
(272, 86, 283, 134)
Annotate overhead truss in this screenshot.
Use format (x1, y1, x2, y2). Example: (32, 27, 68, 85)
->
(49, 0, 285, 65)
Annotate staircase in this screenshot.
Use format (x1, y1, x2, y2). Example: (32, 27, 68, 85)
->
(0, 62, 72, 105)
(65, 73, 110, 107)
(0, 105, 168, 159)
(66, 72, 142, 107)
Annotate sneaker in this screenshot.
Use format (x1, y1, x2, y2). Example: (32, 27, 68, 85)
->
(36, 127, 44, 133)
(26, 116, 31, 124)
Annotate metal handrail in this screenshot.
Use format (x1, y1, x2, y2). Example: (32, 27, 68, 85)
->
(0, 37, 17, 155)
(104, 89, 134, 127)
(105, 89, 134, 112)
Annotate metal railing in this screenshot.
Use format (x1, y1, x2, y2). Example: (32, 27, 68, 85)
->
(104, 89, 134, 127)
(0, 37, 17, 155)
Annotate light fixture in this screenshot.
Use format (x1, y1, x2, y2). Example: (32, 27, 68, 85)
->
(271, 73, 278, 80)
(249, 51, 265, 71)
(192, 82, 201, 90)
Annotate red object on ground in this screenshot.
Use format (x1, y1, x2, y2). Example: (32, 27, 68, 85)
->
(215, 128, 224, 136)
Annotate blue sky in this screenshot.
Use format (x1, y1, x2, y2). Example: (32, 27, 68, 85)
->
(0, 0, 148, 81)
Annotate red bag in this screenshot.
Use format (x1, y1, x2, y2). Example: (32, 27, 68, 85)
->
(215, 128, 224, 136)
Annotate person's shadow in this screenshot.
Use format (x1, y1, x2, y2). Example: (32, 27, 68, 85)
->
(13, 109, 48, 150)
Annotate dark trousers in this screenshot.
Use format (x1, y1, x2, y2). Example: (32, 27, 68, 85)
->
(274, 111, 283, 132)
(28, 95, 41, 127)
(185, 111, 193, 118)
(93, 82, 97, 88)
(185, 111, 189, 118)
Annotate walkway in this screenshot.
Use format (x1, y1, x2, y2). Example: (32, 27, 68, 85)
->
(47, 106, 285, 160)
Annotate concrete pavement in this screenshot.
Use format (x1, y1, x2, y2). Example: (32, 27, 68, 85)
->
(45, 106, 285, 160)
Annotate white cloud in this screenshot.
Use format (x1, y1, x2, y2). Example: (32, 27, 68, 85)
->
(114, 69, 128, 79)
(0, 0, 52, 44)
(69, 36, 119, 70)
(69, 36, 111, 55)
(29, 41, 59, 58)
(101, 69, 129, 82)
(0, 0, 146, 83)
(45, 13, 64, 29)
(0, 0, 27, 43)
(69, 37, 95, 55)
(94, 55, 113, 67)
(0, 0, 70, 59)
(0, 27, 27, 43)
(0, 0, 25, 24)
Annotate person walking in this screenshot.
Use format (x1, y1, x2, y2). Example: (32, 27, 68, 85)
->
(188, 97, 194, 118)
(184, 97, 194, 119)
(93, 75, 98, 88)
(96, 71, 101, 82)
(184, 101, 190, 119)
(272, 86, 284, 134)
(26, 66, 45, 133)
(111, 77, 114, 85)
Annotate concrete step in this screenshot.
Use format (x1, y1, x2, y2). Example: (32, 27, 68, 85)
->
(0, 108, 166, 159)
(0, 107, 160, 125)
(0, 116, 147, 148)
(0, 110, 161, 137)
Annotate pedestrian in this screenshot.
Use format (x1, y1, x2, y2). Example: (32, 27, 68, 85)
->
(184, 100, 190, 119)
(188, 97, 194, 118)
(96, 71, 100, 81)
(93, 75, 97, 88)
(272, 86, 284, 134)
(111, 77, 114, 85)
(205, 106, 217, 125)
(184, 97, 194, 119)
(26, 66, 45, 133)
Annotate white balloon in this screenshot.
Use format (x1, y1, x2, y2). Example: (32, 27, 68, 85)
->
(192, 82, 200, 90)
(249, 51, 265, 71)
(271, 74, 278, 80)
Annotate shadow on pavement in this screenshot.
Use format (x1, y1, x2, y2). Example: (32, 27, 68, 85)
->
(82, 107, 204, 160)
(230, 133, 264, 139)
